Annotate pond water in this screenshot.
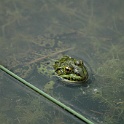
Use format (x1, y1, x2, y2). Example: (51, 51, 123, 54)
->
(0, 0, 124, 124)
(0, 70, 85, 124)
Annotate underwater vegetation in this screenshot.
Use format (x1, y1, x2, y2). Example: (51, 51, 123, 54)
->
(92, 60, 124, 123)
(85, 41, 124, 124)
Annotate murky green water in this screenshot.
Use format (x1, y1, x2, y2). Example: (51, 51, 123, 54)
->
(0, 70, 84, 124)
(0, 0, 124, 124)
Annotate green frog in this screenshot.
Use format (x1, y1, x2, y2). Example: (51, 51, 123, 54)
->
(53, 56, 88, 84)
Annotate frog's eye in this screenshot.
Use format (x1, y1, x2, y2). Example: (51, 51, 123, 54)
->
(65, 66, 72, 72)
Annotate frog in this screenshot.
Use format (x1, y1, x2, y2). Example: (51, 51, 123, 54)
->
(53, 56, 88, 84)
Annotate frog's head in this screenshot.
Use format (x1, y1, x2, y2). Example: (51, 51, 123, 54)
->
(53, 56, 88, 83)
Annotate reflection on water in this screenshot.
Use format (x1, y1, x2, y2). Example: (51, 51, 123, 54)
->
(0, 0, 124, 124)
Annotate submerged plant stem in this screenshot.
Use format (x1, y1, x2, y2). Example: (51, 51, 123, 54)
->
(27, 47, 74, 65)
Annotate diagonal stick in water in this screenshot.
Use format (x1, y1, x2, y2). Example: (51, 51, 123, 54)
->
(27, 47, 74, 65)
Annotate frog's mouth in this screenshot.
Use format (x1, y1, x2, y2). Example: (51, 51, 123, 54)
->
(55, 65, 88, 82)
(59, 74, 88, 82)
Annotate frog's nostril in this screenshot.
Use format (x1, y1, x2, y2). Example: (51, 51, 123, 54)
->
(74, 68, 78, 73)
